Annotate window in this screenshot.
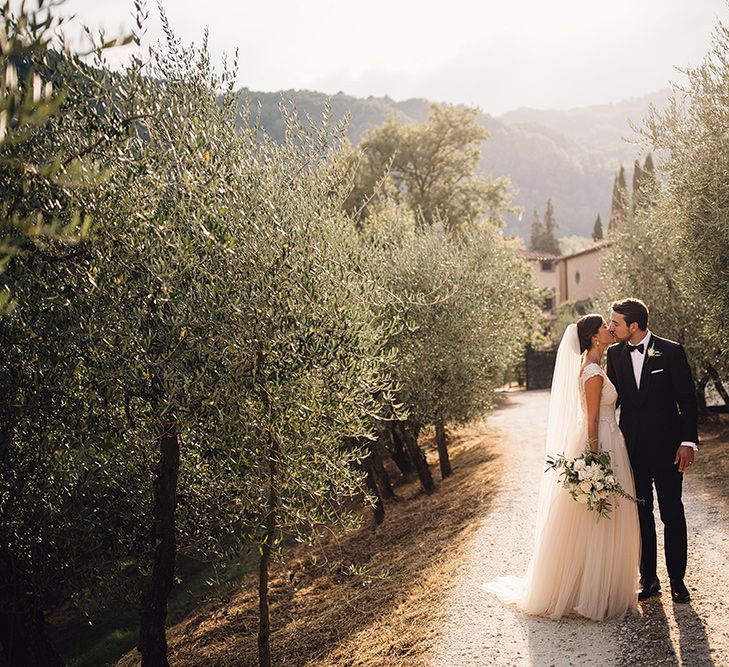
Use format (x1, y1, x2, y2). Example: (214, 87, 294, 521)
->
(540, 260, 554, 272)
(543, 295, 555, 310)
(575, 270, 581, 284)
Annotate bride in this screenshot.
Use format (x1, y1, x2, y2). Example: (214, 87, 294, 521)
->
(485, 315, 640, 621)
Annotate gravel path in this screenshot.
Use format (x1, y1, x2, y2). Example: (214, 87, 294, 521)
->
(431, 390, 729, 667)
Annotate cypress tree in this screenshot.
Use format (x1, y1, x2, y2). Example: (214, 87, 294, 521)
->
(592, 213, 604, 241)
(642, 152, 657, 205)
(541, 198, 561, 255)
(609, 165, 629, 230)
(609, 175, 620, 231)
(530, 208, 544, 251)
(617, 164, 628, 206)
(632, 159, 645, 211)
(643, 152, 655, 174)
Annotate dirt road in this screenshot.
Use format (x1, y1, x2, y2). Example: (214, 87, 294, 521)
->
(431, 390, 727, 667)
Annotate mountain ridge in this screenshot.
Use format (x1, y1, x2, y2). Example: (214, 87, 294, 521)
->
(235, 87, 672, 238)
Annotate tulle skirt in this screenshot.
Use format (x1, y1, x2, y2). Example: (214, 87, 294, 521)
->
(485, 418, 640, 621)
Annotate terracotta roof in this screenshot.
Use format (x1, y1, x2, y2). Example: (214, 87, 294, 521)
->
(556, 240, 612, 262)
(523, 250, 560, 261)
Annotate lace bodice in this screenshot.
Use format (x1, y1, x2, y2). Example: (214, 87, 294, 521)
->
(579, 363, 618, 421)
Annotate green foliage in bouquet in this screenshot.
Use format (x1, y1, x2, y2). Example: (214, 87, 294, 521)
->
(546, 450, 641, 520)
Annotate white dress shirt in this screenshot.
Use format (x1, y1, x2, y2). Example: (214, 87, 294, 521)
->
(629, 330, 652, 388)
(628, 330, 697, 450)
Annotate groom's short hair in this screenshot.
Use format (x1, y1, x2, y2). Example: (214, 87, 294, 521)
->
(611, 298, 649, 330)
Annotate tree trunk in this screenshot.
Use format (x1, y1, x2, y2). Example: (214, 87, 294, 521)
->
(370, 442, 395, 500)
(139, 402, 180, 667)
(387, 423, 414, 475)
(707, 364, 729, 406)
(0, 551, 63, 667)
(397, 422, 434, 494)
(696, 372, 709, 415)
(258, 409, 279, 667)
(362, 444, 385, 525)
(258, 512, 274, 667)
(435, 419, 452, 479)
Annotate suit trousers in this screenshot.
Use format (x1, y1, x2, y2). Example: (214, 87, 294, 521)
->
(631, 451, 687, 583)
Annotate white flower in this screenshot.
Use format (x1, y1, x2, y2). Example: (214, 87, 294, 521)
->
(546, 449, 640, 519)
(647, 346, 662, 358)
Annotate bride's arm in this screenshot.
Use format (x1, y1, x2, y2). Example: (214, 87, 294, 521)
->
(583, 375, 604, 454)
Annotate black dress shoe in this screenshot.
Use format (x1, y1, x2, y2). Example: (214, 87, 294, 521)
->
(670, 579, 691, 603)
(638, 578, 661, 601)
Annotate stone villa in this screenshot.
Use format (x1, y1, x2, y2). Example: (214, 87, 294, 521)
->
(526, 241, 610, 310)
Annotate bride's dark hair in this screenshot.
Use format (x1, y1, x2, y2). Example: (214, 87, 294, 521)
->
(576, 314, 605, 354)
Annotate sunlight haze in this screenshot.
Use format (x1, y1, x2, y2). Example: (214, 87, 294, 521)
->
(53, 0, 728, 114)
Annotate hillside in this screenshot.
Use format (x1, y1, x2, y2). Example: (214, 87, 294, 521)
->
(234, 87, 670, 238)
(499, 89, 672, 162)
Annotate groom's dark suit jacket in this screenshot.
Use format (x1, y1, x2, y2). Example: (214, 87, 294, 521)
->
(606, 335, 698, 461)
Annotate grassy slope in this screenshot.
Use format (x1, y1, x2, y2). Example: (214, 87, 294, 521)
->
(114, 422, 505, 666)
(50, 556, 255, 666)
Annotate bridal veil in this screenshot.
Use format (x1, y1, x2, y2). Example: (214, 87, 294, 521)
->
(482, 323, 584, 603)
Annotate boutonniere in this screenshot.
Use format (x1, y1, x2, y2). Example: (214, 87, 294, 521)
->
(647, 345, 662, 359)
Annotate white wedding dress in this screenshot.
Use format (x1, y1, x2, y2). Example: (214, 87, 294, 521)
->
(484, 327, 640, 621)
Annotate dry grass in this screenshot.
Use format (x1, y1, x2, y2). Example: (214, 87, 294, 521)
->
(117, 421, 504, 667)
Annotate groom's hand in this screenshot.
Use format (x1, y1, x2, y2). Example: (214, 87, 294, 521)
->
(674, 445, 695, 473)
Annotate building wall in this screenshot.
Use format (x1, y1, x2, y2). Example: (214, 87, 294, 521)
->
(530, 258, 559, 293)
(556, 248, 604, 304)
(526, 257, 559, 310)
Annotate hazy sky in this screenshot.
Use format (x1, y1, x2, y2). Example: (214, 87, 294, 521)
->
(56, 0, 727, 115)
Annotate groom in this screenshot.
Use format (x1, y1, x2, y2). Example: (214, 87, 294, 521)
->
(607, 298, 698, 604)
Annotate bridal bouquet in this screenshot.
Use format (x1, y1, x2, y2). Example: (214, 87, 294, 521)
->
(545, 450, 639, 519)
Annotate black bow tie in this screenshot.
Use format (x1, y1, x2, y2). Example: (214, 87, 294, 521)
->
(627, 343, 645, 354)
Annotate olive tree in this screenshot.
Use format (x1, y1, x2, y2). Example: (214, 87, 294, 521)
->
(600, 13, 729, 408)
(0, 2, 140, 663)
(345, 104, 517, 232)
(392, 224, 537, 479)
(358, 202, 539, 486)
(2, 9, 396, 667)
(343, 104, 536, 491)
(640, 17, 729, 368)
(0, 0, 134, 315)
(599, 192, 728, 408)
